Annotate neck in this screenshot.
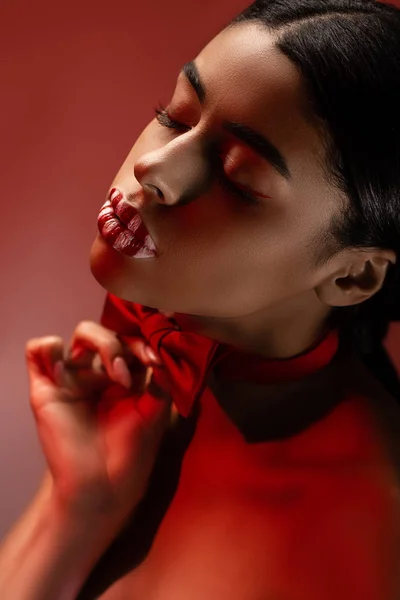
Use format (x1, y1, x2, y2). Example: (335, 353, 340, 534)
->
(171, 293, 332, 359)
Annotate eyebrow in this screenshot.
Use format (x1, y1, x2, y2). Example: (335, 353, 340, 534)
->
(181, 60, 291, 181)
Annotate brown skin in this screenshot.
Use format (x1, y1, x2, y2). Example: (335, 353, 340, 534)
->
(90, 22, 395, 359)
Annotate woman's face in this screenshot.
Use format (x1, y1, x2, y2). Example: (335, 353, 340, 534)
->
(90, 22, 345, 318)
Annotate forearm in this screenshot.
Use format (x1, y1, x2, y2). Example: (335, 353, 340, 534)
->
(0, 472, 123, 600)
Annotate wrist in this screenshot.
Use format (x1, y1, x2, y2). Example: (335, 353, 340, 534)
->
(38, 470, 126, 534)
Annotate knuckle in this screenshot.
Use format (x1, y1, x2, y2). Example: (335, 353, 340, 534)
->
(75, 320, 96, 334)
(75, 321, 116, 345)
(25, 338, 38, 353)
(45, 335, 63, 345)
(25, 335, 62, 352)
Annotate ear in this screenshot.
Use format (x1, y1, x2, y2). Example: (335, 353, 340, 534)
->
(315, 248, 396, 308)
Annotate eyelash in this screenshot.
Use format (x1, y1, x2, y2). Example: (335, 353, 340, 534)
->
(154, 103, 260, 205)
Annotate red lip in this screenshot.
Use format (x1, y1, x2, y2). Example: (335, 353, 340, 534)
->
(97, 197, 158, 257)
(108, 188, 151, 244)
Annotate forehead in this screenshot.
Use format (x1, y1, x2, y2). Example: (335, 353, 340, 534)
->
(197, 23, 299, 97)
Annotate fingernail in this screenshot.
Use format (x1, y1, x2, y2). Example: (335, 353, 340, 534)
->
(112, 356, 132, 388)
(53, 361, 65, 386)
(146, 347, 162, 364)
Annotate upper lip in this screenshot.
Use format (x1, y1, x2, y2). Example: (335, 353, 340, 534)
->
(108, 189, 157, 249)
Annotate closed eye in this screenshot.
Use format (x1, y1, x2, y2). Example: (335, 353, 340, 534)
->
(154, 104, 261, 205)
(155, 104, 189, 132)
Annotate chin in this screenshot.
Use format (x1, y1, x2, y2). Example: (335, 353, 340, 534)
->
(89, 236, 117, 291)
(89, 235, 165, 308)
(89, 236, 135, 300)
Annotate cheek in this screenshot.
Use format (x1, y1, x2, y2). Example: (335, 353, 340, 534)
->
(168, 224, 315, 312)
(217, 216, 320, 298)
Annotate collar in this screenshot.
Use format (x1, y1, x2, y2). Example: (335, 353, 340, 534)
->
(137, 305, 339, 418)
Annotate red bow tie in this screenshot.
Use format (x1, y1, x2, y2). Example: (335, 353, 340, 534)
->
(138, 306, 223, 417)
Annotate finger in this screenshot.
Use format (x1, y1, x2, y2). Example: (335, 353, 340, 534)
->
(64, 345, 155, 395)
(66, 322, 133, 387)
(63, 360, 148, 398)
(67, 324, 162, 372)
(118, 335, 163, 367)
(68, 323, 163, 388)
(135, 367, 173, 426)
(25, 336, 65, 382)
(25, 337, 70, 409)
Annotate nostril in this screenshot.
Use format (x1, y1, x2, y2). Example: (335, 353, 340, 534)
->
(145, 183, 164, 199)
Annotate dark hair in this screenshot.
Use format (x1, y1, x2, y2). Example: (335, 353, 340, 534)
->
(228, 0, 400, 355)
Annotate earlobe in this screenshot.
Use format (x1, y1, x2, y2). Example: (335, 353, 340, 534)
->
(315, 251, 396, 308)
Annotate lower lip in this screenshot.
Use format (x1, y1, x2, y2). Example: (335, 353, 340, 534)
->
(97, 200, 157, 258)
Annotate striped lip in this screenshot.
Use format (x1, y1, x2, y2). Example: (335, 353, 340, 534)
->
(108, 188, 156, 249)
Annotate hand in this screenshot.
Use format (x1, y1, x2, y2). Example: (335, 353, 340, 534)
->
(25, 321, 172, 526)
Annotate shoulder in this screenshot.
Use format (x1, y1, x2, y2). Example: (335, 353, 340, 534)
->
(298, 344, 400, 491)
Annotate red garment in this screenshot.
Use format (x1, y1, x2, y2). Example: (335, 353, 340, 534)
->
(84, 293, 397, 600)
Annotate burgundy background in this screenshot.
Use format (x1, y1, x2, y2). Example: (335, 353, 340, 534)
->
(1, 0, 399, 538)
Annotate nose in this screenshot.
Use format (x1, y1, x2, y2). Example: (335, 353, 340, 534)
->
(133, 133, 216, 207)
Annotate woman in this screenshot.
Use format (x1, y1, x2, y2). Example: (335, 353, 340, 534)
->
(1, 1, 400, 598)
